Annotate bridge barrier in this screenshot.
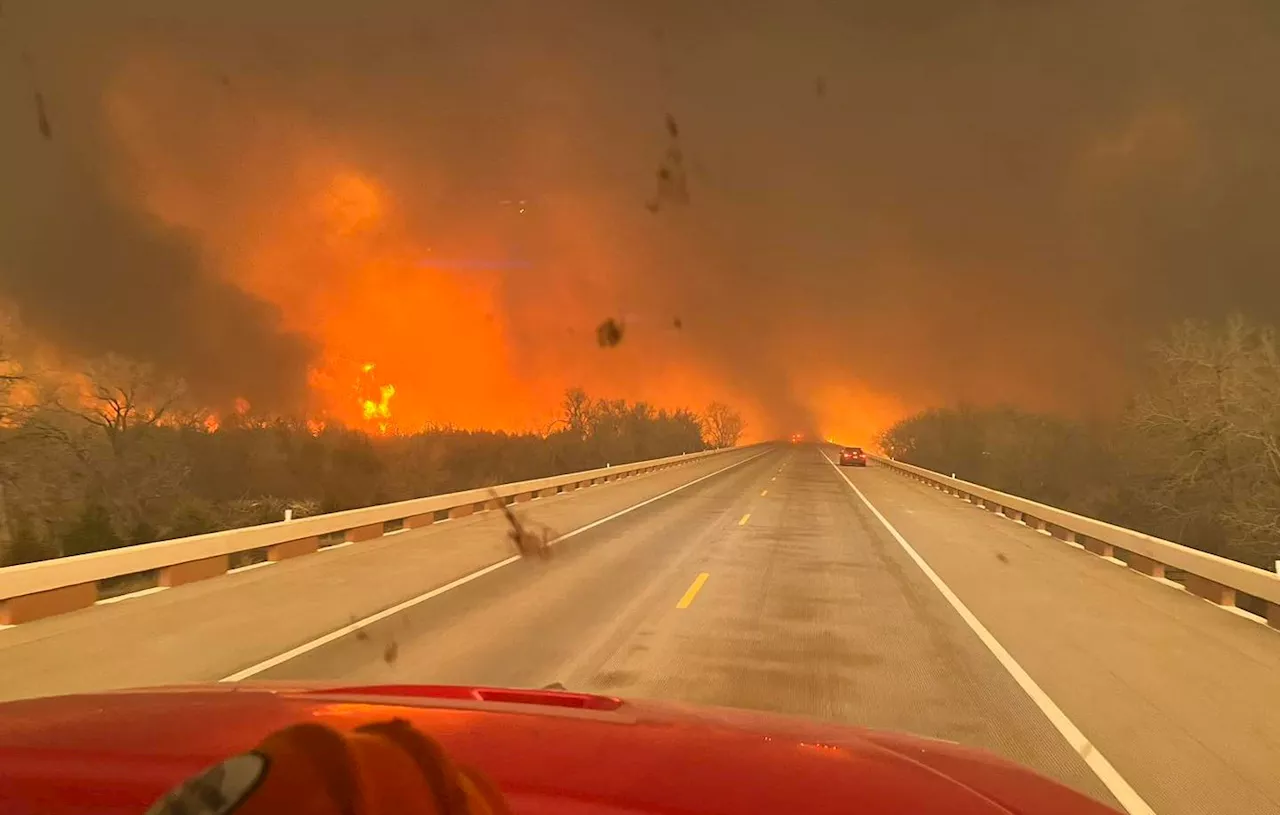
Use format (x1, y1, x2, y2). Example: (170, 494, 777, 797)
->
(0, 447, 740, 626)
(870, 454, 1280, 631)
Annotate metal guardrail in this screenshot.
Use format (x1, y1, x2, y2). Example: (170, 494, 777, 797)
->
(0, 447, 742, 625)
(870, 454, 1280, 630)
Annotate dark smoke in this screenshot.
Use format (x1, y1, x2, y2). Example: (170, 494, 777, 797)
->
(3, 1, 1280, 431)
(0, 5, 314, 409)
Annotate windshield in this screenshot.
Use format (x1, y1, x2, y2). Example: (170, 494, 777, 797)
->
(2, 5, 1277, 815)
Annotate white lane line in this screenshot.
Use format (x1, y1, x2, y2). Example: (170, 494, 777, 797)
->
(220, 449, 772, 682)
(228, 560, 275, 575)
(96, 586, 170, 605)
(822, 453, 1157, 815)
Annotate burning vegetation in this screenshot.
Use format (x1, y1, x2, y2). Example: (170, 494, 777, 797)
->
(0, 332, 742, 566)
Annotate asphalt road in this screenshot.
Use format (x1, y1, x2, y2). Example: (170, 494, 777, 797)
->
(0, 448, 761, 701)
(5, 443, 1277, 815)
(257, 446, 1121, 810)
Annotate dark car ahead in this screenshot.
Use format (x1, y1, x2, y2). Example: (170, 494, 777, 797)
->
(839, 446, 867, 467)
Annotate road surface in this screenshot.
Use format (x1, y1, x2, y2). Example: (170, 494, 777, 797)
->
(1, 445, 1277, 815)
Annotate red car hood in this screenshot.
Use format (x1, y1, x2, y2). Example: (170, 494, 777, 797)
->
(0, 683, 1118, 815)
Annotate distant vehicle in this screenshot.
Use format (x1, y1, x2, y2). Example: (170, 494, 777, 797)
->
(839, 446, 867, 467)
(790, 432, 804, 443)
(0, 683, 1121, 815)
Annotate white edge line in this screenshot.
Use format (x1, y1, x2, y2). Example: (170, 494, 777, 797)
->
(1220, 604, 1267, 625)
(888, 458, 1275, 632)
(822, 452, 1157, 815)
(219, 449, 770, 683)
(95, 585, 170, 605)
(543, 450, 767, 548)
(1142, 574, 1184, 591)
(228, 560, 275, 575)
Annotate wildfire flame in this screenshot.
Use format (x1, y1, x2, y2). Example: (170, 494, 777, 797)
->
(99, 63, 914, 443)
(357, 362, 395, 434)
(363, 384, 395, 425)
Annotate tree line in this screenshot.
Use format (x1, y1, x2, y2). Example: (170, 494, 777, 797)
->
(0, 357, 745, 566)
(879, 316, 1280, 570)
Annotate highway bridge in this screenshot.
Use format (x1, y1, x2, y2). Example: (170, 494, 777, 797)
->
(1, 444, 1278, 815)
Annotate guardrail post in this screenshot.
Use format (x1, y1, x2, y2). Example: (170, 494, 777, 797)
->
(269, 536, 319, 561)
(405, 513, 435, 529)
(1268, 603, 1280, 630)
(160, 555, 229, 587)
(0, 583, 97, 625)
(1079, 536, 1114, 558)
(449, 504, 475, 520)
(1127, 553, 1165, 579)
(538, 487, 557, 498)
(345, 523, 383, 543)
(514, 492, 534, 502)
(1185, 574, 1236, 606)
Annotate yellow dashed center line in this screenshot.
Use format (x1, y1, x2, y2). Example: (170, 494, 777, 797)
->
(760, 489, 768, 497)
(738, 513, 751, 526)
(676, 572, 710, 609)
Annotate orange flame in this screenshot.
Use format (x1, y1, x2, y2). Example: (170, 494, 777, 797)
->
(362, 384, 395, 423)
(101, 58, 929, 442)
(356, 363, 395, 434)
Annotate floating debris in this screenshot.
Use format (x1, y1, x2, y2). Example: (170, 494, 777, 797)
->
(33, 91, 51, 140)
(492, 488, 553, 559)
(596, 318, 625, 348)
(646, 113, 689, 213)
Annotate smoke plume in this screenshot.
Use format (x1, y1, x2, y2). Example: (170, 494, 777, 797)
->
(2, 1, 1279, 438)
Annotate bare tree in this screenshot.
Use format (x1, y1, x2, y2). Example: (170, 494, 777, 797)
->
(560, 387, 591, 438)
(702, 402, 745, 449)
(35, 354, 193, 545)
(1128, 315, 1280, 564)
(0, 343, 28, 557)
(61, 354, 188, 454)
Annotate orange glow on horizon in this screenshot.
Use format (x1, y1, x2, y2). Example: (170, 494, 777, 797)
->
(810, 383, 913, 453)
(100, 56, 917, 441)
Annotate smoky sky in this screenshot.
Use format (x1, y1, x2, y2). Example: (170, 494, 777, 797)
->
(3, 1, 1280, 429)
(0, 2, 316, 409)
